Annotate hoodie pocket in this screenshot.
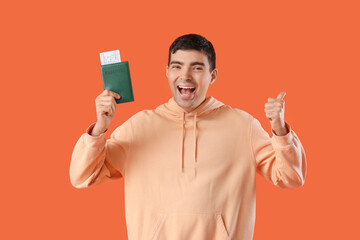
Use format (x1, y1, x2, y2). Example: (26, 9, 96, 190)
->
(150, 212, 229, 240)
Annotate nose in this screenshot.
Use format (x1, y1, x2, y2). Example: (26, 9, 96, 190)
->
(179, 66, 192, 81)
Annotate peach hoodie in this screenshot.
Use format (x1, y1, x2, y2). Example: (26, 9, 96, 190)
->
(70, 96, 306, 240)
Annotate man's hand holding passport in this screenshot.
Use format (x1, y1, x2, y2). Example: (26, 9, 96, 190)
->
(100, 50, 134, 104)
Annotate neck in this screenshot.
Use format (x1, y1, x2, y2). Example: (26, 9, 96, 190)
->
(181, 97, 207, 113)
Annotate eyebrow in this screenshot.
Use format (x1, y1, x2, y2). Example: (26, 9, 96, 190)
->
(190, 62, 205, 66)
(170, 61, 183, 65)
(170, 61, 205, 66)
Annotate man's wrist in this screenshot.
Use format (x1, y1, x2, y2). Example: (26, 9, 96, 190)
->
(91, 124, 108, 136)
(273, 129, 288, 136)
(272, 123, 289, 136)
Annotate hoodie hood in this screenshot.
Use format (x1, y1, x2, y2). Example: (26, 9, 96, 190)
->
(155, 96, 225, 176)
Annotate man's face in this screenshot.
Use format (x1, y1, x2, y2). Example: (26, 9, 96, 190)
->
(166, 49, 217, 112)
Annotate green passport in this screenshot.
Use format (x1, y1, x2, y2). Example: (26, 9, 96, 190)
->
(100, 61, 134, 104)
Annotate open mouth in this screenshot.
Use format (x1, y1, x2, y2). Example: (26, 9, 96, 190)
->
(178, 86, 196, 94)
(177, 86, 196, 99)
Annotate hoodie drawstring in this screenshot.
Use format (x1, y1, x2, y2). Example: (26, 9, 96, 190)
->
(194, 113, 197, 165)
(181, 112, 185, 172)
(180, 112, 198, 174)
(156, 96, 224, 176)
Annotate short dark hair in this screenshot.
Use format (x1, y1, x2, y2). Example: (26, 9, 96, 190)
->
(168, 34, 216, 72)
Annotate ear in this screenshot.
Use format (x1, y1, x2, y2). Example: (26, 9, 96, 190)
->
(166, 65, 169, 78)
(210, 68, 218, 85)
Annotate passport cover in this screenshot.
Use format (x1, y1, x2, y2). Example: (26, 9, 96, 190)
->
(100, 61, 134, 104)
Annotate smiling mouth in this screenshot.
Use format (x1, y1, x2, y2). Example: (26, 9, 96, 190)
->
(177, 86, 196, 94)
(177, 86, 196, 100)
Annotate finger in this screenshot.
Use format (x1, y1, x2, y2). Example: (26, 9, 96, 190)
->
(101, 89, 112, 96)
(110, 99, 116, 111)
(98, 104, 112, 115)
(265, 109, 282, 115)
(97, 99, 111, 107)
(265, 102, 282, 108)
(108, 108, 113, 116)
(265, 108, 280, 114)
(110, 104, 115, 116)
(105, 106, 113, 116)
(265, 112, 277, 119)
(98, 95, 118, 106)
(102, 89, 121, 99)
(277, 91, 286, 100)
(109, 90, 121, 99)
(265, 108, 279, 114)
(265, 113, 274, 120)
(102, 95, 117, 102)
(268, 97, 277, 102)
(265, 106, 282, 112)
(111, 95, 117, 105)
(105, 98, 117, 112)
(265, 111, 280, 117)
(106, 102, 116, 116)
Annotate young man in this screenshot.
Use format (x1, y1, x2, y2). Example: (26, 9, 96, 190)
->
(70, 34, 306, 240)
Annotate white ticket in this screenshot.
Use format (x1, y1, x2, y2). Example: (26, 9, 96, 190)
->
(100, 50, 121, 65)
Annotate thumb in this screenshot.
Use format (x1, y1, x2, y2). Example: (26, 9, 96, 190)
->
(277, 91, 286, 100)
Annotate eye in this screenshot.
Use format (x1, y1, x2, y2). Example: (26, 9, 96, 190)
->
(172, 65, 181, 69)
(194, 66, 203, 70)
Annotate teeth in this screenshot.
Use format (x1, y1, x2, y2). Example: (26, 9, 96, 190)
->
(179, 86, 195, 89)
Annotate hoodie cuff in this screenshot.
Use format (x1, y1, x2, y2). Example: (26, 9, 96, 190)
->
(84, 122, 107, 145)
(271, 122, 293, 147)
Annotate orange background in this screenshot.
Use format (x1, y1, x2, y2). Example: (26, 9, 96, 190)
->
(1, 0, 359, 239)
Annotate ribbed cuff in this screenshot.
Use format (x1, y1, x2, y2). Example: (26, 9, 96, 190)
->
(271, 122, 293, 146)
(83, 122, 107, 148)
(85, 122, 107, 136)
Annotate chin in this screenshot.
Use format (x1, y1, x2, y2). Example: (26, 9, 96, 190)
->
(174, 96, 193, 106)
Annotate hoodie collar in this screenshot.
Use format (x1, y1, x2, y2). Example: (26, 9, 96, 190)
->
(156, 96, 224, 177)
(156, 96, 224, 119)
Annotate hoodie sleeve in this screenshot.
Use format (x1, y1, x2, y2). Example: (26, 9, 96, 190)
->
(70, 119, 132, 189)
(250, 117, 306, 188)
